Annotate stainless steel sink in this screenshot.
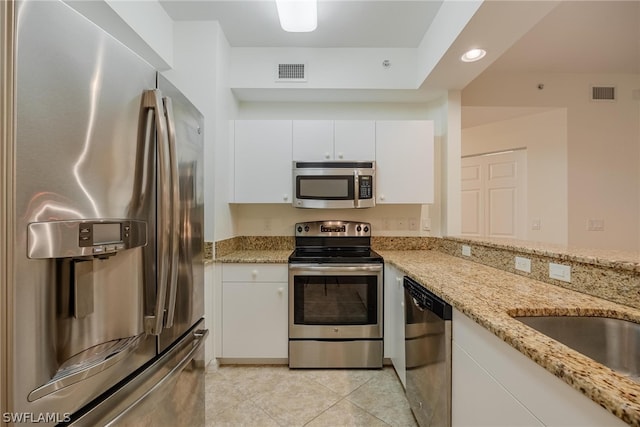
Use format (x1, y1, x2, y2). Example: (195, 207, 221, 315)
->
(514, 316, 640, 381)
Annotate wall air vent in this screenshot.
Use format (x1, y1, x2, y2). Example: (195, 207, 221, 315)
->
(591, 85, 616, 101)
(276, 63, 306, 82)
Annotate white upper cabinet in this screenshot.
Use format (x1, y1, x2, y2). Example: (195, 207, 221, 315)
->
(375, 120, 434, 204)
(292, 120, 333, 161)
(231, 119, 433, 205)
(233, 120, 292, 203)
(292, 120, 375, 161)
(334, 121, 376, 161)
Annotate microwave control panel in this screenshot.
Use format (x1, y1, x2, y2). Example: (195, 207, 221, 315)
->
(359, 176, 373, 199)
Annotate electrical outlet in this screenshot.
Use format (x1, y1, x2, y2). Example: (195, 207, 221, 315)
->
(396, 218, 407, 230)
(531, 218, 541, 230)
(408, 218, 418, 231)
(515, 256, 531, 273)
(549, 262, 571, 282)
(587, 219, 605, 231)
(461, 245, 471, 257)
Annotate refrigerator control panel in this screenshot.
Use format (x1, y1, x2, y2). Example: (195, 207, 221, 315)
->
(27, 220, 147, 259)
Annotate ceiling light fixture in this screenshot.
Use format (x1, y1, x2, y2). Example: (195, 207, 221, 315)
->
(461, 48, 487, 63)
(276, 0, 317, 32)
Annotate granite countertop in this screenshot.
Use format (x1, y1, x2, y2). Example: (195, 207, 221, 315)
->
(447, 236, 640, 272)
(214, 247, 640, 424)
(379, 250, 640, 426)
(215, 250, 291, 263)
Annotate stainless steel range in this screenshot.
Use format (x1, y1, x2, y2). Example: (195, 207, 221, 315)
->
(288, 220, 384, 368)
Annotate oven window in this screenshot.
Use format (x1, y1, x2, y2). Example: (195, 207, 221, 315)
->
(293, 275, 378, 325)
(296, 176, 354, 200)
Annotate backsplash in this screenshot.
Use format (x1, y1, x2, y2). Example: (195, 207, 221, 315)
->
(437, 237, 640, 311)
(211, 235, 640, 310)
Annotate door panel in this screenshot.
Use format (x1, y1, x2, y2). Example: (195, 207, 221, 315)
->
(461, 190, 482, 235)
(488, 188, 516, 236)
(461, 150, 527, 240)
(157, 75, 205, 353)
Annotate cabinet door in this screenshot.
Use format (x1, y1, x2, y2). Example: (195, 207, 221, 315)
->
(452, 342, 543, 427)
(375, 120, 434, 204)
(452, 308, 626, 427)
(384, 265, 406, 388)
(334, 120, 375, 161)
(292, 120, 334, 161)
(234, 120, 292, 203)
(222, 281, 288, 358)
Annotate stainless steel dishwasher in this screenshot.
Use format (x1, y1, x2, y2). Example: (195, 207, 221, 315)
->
(404, 276, 452, 427)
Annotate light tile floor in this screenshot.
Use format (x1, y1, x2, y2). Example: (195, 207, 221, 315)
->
(205, 365, 418, 427)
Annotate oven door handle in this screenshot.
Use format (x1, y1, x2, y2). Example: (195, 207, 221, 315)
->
(288, 264, 383, 273)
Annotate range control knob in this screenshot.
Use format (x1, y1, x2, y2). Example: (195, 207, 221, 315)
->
(304, 226, 310, 232)
(364, 226, 369, 232)
(356, 225, 362, 232)
(297, 226, 303, 233)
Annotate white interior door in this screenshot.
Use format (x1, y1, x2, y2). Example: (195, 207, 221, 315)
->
(461, 150, 527, 239)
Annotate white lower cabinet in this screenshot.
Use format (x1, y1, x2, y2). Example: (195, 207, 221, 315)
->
(220, 264, 288, 359)
(384, 264, 406, 387)
(452, 308, 626, 427)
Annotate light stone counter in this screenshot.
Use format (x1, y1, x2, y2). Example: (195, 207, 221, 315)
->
(214, 250, 291, 264)
(379, 249, 640, 426)
(211, 237, 640, 425)
(446, 236, 640, 272)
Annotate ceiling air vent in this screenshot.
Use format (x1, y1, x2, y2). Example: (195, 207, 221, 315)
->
(591, 85, 616, 101)
(276, 63, 306, 82)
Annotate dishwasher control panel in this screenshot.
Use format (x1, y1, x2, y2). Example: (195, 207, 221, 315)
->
(404, 277, 452, 320)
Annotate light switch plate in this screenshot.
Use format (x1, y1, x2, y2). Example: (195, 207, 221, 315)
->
(549, 262, 571, 282)
(515, 256, 531, 273)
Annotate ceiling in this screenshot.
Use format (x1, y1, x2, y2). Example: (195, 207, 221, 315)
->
(159, 0, 443, 48)
(159, 0, 638, 109)
(160, 0, 638, 73)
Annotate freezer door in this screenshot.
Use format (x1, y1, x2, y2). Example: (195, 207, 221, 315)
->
(68, 320, 208, 427)
(10, 0, 158, 419)
(156, 75, 205, 353)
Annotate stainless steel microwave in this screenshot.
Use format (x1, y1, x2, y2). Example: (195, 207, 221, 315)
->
(293, 161, 375, 209)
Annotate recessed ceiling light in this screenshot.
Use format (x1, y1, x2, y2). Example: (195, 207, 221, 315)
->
(276, 0, 318, 32)
(461, 48, 487, 63)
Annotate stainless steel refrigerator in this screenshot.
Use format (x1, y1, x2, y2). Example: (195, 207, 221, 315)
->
(0, 0, 207, 425)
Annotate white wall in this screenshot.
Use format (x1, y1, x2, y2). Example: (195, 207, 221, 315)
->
(65, 0, 173, 69)
(231, 48, 416, 90)
(161, 22, 220, 242)
(462, 108, 568, 245)
(160, 21, 220, 366)
(463, 72, 640, 251)
(440, 91, 462, 237)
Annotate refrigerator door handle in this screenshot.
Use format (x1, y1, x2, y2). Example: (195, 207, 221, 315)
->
(143, 89, 170, 336)
(162, 96, 180, 329)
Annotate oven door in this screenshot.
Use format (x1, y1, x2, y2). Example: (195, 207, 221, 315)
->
(288, 263, 383, 339)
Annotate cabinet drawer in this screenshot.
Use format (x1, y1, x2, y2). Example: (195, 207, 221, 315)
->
(222, 264, 288, 282)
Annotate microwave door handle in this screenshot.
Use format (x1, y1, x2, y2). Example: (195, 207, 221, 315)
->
(354, 170, 360, 207)
(142, 89, 169, 336)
